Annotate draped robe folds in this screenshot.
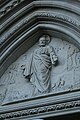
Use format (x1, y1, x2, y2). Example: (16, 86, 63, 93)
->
(24, 46, 57, 93)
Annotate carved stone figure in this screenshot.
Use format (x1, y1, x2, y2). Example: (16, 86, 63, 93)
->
(23, 35, 58, 94)
(0, 36, 80, 104)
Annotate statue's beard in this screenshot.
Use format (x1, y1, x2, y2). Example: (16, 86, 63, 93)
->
(39, 43, 46, 47)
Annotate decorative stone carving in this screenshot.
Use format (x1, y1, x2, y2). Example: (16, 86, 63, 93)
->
(0, 0, 24, 18)
(23, 35, 58, 94)
(0, 36, 80, 105)
(1, 11, 80, 44)
(0, 100, 80, 119)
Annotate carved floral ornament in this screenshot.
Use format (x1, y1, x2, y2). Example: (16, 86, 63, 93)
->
(0, 0, 24, 18)
(0, 100, 80, 119)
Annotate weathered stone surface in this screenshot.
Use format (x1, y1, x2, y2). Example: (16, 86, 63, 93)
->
(0, 36, 80, 105)
(0, 0, 80, 120)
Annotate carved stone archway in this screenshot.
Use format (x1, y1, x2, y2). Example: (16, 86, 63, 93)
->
(0, 0, 80, 120)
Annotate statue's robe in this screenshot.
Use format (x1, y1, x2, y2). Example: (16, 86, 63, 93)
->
(24, 46, 57, 93)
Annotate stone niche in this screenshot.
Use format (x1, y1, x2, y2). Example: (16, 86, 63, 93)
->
(0, 36, 80, 105)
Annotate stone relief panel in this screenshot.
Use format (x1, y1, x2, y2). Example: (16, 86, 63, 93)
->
(0, 35, 80, 105)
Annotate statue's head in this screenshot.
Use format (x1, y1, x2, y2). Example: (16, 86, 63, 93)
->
(39, 35, 51, 46)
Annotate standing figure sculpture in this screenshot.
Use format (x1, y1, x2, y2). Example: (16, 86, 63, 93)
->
(23, 35, 58, 94)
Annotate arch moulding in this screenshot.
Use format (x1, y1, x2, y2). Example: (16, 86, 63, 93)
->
(0, 0, 80, 120)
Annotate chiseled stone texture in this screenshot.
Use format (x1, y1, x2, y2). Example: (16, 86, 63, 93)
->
(0, 1, 80, 120)
(0, 37, 80, 105)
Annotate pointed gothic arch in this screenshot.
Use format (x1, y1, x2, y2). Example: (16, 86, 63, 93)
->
(0, 0, 80, 120)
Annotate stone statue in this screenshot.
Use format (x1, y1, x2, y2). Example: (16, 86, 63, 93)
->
(23, 35, 58, 94)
